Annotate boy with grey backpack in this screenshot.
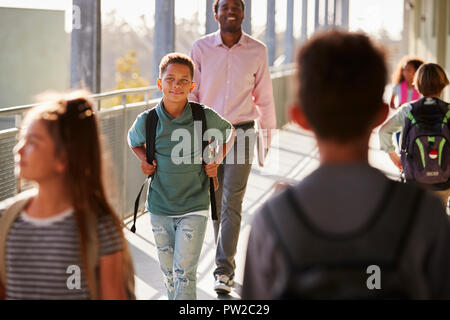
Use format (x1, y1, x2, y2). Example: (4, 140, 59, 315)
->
(242, 32, 450, 300)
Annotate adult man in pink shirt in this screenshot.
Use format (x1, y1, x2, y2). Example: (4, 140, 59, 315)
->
(189, 0, 276, 295)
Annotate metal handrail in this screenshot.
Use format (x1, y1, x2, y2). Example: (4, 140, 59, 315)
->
(92, 85, 159, 101)
(270, 63, 296, 74)
(0, 66, 295, 118)
(0, 68, 295, 217)
(0, 85, 160, 117)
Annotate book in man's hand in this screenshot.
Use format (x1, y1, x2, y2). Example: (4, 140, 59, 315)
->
(256, 123, 269, 167)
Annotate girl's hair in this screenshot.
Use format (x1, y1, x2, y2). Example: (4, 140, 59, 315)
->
(414, 63, 450, 97)
(22, 91, 126, 287)
(392, 56, 424, 84)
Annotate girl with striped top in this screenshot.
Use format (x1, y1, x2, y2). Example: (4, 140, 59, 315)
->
(0, 91, 134, 300)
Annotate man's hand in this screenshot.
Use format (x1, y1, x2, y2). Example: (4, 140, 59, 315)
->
(388, 152, 402, 170)
(141, 160, 157, 176)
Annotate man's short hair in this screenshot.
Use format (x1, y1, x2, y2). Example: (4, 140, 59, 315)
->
(159, 52, 195, 79)
(414, 63, 449, 97)
(296, 31, 387, 142)
(213, 0, 245, 14)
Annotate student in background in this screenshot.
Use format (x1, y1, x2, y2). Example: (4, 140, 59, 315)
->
(390, 57, 424, 110)
(380, 63, 450, 211)
(389, 57, 424, 149)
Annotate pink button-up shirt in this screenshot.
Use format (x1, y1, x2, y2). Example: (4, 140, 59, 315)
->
(189, 31, 276, 144)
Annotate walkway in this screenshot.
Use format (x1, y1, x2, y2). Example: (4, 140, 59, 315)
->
(123, 123, 400, 300)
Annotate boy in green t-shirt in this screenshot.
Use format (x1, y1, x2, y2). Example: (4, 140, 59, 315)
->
(128, 53, 235, 300)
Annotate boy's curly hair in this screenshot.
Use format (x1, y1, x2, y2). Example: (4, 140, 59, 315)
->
(159, 52, 195, 79)
(296, 31, 387, 142)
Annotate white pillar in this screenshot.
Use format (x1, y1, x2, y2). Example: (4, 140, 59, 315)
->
(206, 0, 217, 34)
(332, 0, 337, 26)
(153, 0, 175, 85)
(266, 0, 276, 66)
(341, 0, 349, 29)
(300, 0, 308, 43)
(243, 0, 252, 34)
(335, 0, 349, 29)
(285, 0, 294, 63)
(314, 0, 320, 32)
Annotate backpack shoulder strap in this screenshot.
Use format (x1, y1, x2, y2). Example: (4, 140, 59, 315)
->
(145, 107, 159, 165)
(190, 102, 207, 157)
(85, 211, 100, 300)
(131, 107, 158, 233)
(190, 102, 206, 132)
(436, 99, 450, 120)
(444, 104, 450, 127)
(260, 202, 297, 270)
(0, 189, 37, 289)
(392, 184, 423, 264)
(277, 180, 424, 265)
(271, 180, 421, 269)
(190, 102, 218, 221)
(284, 180, 397, 241)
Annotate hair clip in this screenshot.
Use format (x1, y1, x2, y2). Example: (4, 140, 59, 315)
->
(78, 102, 89, 111)
(79, 109, 93, 119)
(77, 102, 93, 119)
(42, 112, 58, 120)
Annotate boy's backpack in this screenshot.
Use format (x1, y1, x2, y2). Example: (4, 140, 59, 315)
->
(262, 181, 424, 299)
(130, 102, 217, 233)
(0, 190, 136, 300)
(400, 97, 450, 189)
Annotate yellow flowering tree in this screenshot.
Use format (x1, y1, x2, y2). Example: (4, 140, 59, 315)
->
(102, 50, 150, 109)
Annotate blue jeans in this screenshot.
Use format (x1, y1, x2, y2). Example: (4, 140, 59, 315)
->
(150, 214, 207, 300)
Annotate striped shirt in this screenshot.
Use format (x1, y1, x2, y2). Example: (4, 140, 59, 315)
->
(2, 209, 122, 300)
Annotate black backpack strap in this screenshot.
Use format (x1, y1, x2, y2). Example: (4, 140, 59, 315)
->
(190, 102, 218, 221)
(281, 180, 423, 264)
(400, 102, 415, 152)
(146, 108, 159, 165)
(392, 186, 423, 264)
(261, 203, 297, 269)
(284, 180, 396, 241)
(263, 181, 424, 299)
(131, 108, 159, 233)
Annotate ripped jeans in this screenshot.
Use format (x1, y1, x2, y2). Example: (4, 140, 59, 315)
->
(150, 214, 207, 300)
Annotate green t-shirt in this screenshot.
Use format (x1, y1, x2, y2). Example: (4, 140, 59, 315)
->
(128, 100, 232, 216)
